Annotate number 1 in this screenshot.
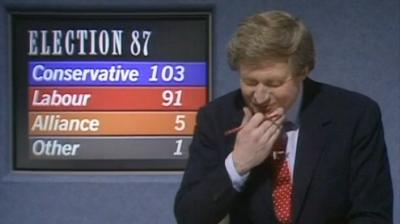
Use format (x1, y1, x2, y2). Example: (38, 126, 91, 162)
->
(173, 139, 183, 156)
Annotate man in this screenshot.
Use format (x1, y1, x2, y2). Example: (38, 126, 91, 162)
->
(174, 11, 393, 224)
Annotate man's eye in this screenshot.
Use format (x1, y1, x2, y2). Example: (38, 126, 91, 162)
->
(243, 80, 258, 86)
(265, 81, 284, 87)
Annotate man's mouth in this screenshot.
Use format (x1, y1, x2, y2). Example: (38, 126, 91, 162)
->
(251, 103, 274, 114)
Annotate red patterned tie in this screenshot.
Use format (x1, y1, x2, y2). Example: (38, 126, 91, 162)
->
(272, 134, 293, 224)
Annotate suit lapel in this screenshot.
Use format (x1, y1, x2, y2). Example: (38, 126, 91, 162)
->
(292, 78, 332, 223)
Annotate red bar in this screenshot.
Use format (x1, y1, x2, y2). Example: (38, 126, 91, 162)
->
(29, 87, 207, 111)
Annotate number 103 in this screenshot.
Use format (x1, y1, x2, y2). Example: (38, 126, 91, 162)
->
(149, 65, 185, 82)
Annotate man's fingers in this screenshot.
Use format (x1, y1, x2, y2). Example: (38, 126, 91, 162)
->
(255, 119, 274, 137)
(241, 106, 286, 134)
(274, 113, 285, 125)
(265, 107, 284, 120)
(245, 113, 265, 129)
(260, 122, 282, 146)
(241, 107, 253, 125)
(239, 107, 265, 130)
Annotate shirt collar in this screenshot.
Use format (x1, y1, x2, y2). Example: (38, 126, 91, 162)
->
(285, 83, 303, 126)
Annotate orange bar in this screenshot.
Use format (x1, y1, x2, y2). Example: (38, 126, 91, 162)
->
(29, 87, 207, 111)
(29, 111, 197, 136)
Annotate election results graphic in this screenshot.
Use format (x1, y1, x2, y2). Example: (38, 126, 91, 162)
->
(12, 12, 211, 170)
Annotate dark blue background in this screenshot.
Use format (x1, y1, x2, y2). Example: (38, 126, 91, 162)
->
(0, 0, 398, 223)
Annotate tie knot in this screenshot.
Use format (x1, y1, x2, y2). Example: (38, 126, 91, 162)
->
(272, 134, 288, 160)
(283, 121, 296, 132)
(275, 133, 288, 150)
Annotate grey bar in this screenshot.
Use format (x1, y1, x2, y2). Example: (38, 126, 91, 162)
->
(28, 136, 192, 160)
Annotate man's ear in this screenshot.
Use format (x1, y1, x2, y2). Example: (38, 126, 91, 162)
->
(298, 67, 310, 81)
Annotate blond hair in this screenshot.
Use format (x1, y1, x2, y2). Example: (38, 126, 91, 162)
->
(228, 10, 315, 75)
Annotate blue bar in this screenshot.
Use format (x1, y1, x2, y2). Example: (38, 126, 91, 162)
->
(29, 61, 207, 86)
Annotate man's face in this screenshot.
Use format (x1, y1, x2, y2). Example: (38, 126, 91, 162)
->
(239, 61, 306, 115)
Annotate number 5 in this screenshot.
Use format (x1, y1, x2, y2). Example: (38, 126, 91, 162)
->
(174, 115, 186, 131)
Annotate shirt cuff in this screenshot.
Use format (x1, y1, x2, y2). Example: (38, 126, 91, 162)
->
(225, 153, 249, 192)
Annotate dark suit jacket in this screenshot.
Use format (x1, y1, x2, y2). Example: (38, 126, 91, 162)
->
(174, 78, 393, 224)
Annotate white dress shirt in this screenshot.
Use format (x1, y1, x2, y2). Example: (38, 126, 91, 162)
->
(225, 85, 303, 191)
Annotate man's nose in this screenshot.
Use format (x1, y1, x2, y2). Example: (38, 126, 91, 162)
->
(254, 83, 270, 104)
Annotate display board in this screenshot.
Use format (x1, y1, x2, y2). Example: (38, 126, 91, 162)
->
(12, 12, 211, 170)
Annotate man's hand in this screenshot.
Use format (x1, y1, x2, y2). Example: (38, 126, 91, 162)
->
(232, 107, 285, 175)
